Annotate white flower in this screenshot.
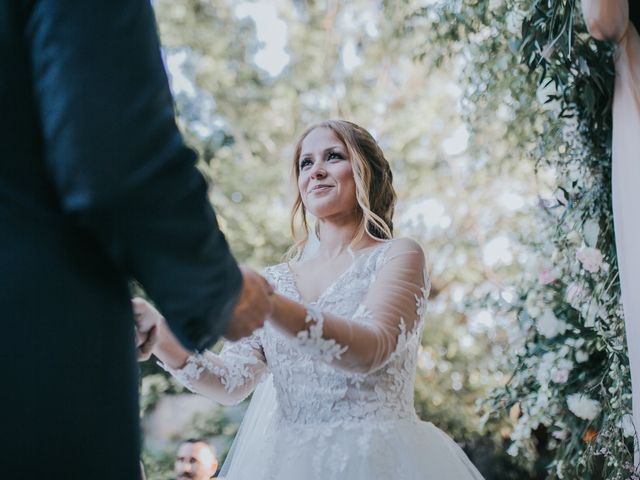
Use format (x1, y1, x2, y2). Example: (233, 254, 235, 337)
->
(525, 292, 542, 318)
(576, 247, 603, 273)
(536, 352, 556, 385)
(539, 392, 550, 406)
(567, 394, 601, 420)
(620, 414, 636, 438)
(557, 358, 574, 370)
(583, 219, 600, 247)
(536, 308, 568, 338)
(575, 350, 589, 363)
(552, 429, 569, 440)
(565, 282, 587, 309)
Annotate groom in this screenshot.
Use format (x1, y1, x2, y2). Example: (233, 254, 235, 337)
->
(0, 0, 271, 478)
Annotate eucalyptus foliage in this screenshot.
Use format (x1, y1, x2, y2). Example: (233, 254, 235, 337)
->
(402, 0, 635, 477)
(490, 2, 635, 478)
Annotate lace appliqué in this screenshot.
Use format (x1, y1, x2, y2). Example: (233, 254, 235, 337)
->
(158, 354, 206, 393)
(159, 334, 264, 395)
(294, 305, 348, 362)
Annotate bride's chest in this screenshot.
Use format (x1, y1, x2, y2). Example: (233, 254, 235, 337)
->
(260, 322, 355, 397)
(259, 251, 387, 385)
(266, 256, 379, 314)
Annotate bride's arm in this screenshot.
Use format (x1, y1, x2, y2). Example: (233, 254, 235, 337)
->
(138, 300, 267, 406)
(269, 238, 429, 374)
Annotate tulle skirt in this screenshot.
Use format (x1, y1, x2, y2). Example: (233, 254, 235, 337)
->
(222, 416, 484, 479)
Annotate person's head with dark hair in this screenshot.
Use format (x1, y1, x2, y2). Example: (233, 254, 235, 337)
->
(174, 438, 218, 480)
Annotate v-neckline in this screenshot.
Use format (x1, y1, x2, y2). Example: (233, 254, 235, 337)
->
(285, 241, 390, 305)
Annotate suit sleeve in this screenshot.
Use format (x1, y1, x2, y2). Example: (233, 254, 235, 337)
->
(24, 0, 242, 351)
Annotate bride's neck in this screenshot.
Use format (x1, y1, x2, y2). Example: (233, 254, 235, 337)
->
(315, 216, 375, 260)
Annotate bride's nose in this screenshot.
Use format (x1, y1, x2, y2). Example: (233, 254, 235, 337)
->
(310, 163, 327, 179)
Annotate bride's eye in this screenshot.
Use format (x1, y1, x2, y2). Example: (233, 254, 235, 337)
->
(328, 151, 344, 161)
(300, 158, 312, 170)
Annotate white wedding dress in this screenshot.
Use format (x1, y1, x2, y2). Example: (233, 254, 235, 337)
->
(163, 239, 484, 479)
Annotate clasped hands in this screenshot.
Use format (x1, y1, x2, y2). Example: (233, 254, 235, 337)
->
(134, 266, 275, 361)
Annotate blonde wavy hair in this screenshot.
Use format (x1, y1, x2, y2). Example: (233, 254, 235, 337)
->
(287, 120, 397, 260)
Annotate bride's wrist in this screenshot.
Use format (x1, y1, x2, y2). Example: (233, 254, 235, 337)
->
(152, 319, 190, 368)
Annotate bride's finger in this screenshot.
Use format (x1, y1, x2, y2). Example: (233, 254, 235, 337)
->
(138, 325, 158, 360)
(135, 328, 145, 348)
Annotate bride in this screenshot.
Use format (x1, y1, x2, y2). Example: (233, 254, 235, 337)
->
(137, 120, 484, 479)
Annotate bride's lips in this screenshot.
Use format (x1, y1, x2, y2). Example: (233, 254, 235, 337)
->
(309, 184, 333, 194)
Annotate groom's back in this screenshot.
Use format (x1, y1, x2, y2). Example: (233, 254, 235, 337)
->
(0, 4, 142, 478)
(1, 2, 244, 476)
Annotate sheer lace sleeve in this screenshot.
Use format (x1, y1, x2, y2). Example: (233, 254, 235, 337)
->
(158, 268, 280, 405)
(582, 0, 629, 42)
(273, 238, 429, 374)
(160, 331, 267, 406)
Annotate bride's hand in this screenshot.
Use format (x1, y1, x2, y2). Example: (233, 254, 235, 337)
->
(132, 297, 162, 361)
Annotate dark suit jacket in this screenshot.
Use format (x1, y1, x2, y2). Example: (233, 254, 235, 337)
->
(0, 1, 242, 477)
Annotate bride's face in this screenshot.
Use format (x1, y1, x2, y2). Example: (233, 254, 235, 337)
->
(297, 127, 357, 220)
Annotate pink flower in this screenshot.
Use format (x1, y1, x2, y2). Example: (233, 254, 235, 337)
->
(551, 369, 570, 384)
(538, 269, 559, 285)
(576, 247, 603, 273)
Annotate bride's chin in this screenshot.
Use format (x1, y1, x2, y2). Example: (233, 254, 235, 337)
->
(305, 200, 356, 221)
(306, 205, 338, 219)
(305, 202, 330, 218)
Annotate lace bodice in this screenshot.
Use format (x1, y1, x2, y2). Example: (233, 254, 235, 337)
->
(164, 238, 430, 426)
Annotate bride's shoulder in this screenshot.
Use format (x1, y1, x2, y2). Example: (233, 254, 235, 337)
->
(379, 238, 427, 270)
(385, 237, 425, 257)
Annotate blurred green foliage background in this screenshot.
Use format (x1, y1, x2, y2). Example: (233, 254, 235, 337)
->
(139, 1, 560, 478)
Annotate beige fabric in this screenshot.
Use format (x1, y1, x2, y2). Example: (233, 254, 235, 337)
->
(583, 0, 640, 461)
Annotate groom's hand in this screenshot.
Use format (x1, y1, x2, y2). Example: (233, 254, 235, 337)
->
(224, 266, 274, 341)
